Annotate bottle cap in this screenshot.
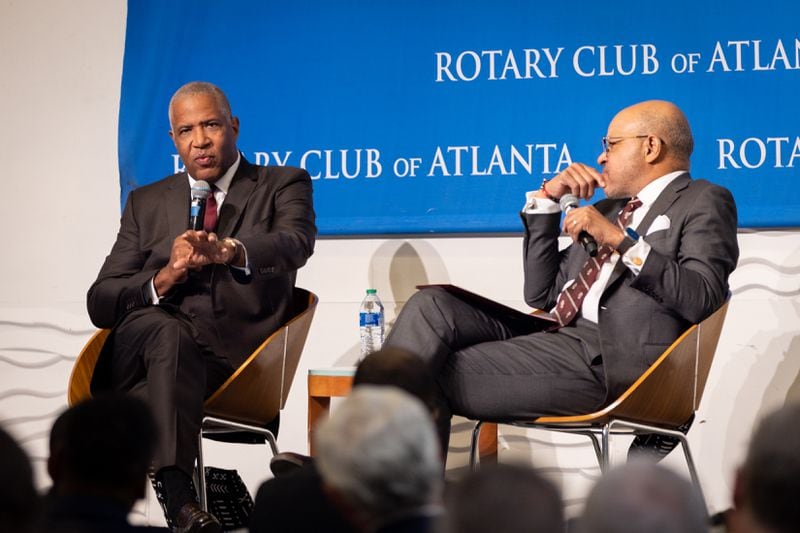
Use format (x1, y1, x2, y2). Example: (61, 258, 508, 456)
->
(366, 289, 377, 294)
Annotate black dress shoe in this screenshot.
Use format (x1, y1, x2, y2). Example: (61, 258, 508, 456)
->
(175, 502, 222, 533)
(627, 414, 695, 462)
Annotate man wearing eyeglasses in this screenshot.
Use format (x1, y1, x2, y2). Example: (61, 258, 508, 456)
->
(383, 100, 739, 461)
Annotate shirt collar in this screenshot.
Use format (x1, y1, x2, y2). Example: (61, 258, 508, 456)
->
(187, 151, 241, 195)
(636, 170, 686, 206)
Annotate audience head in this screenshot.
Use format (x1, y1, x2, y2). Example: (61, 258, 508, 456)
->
(314, 386, 442, 531)
(47, 393, 158, 509)
(732, 401, 800, 533)
(444, 462, 564, 533)
(577, 461, 707, 533)
(0, 426, 39, 532)
(353, 346, 437, 412)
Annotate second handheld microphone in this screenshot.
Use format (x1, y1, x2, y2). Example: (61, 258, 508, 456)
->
(559, 194, 598, 257)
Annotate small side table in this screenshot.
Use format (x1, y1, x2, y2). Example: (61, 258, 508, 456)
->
(308, 367, 356, 455)
(307, 366, 497, 463)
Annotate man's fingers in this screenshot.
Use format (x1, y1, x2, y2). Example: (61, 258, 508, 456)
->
(555, 163, 602, 200)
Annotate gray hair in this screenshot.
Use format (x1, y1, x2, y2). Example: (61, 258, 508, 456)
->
(168, 81, 233, 126)
(577, 461, 707, 533)
(314, 386, 442, 523)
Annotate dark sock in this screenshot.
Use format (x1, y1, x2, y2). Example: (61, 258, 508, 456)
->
(627, 413, 695, 461)
(156, 466, 198, 522)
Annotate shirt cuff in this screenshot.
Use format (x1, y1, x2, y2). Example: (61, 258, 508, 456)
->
(620, 238, 651, 275)
(146, 277, 162, 305)
(522, 190, 561, 214)
(229, 240, 251, 276)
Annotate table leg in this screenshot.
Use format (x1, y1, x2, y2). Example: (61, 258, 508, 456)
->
(478, 422, 498, 464)
(308, 395, 330, 455)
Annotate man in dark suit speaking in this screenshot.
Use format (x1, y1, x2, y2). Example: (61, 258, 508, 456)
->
(87, 81, 316, 531)
(384, 100, 738, 456)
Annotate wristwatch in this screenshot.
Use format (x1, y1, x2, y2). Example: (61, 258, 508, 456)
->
(616, 228, 640, 255)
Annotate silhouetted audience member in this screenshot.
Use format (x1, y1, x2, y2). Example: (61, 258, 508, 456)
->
(0, 425, 39, 533)
(42, 394, 168, 532)
(443, 462, 564, 533)
(575, 461, 707, 533)
(727, 402, 800, 533)
(315, 386, 443, 533)
(352, 347, 438, 414)
(250, 347, 440, 533)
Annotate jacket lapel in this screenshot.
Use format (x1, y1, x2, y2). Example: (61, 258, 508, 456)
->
(606, 172, 691, 286)
(633, 172, 690, 236)
(217, 157, 258, 238)
(165, 174, 190, 239)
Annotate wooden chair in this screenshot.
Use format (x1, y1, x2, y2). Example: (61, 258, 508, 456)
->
(468, 299, 730, 504)
(67, 287, 319, 510)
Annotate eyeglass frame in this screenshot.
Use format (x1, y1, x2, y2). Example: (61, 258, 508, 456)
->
(601, 135, 650, 153)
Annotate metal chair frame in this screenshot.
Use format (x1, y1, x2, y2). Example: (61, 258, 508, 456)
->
(468, 299, 730, 505)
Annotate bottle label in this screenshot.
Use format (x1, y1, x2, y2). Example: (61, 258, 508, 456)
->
(360, 312, 382, 327)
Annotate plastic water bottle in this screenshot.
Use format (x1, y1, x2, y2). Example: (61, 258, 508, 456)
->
(359, 289, 384, 360)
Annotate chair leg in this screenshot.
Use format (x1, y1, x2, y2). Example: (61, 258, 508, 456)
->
(608, 419, 707, 507)
(196, 416, 281, 513)
(469, 421, 484, 471)
(676, 433, 706, 505)
(197, 431, 208, 511)
(600, 423, 612, 472)
(574, 430, 604, 468)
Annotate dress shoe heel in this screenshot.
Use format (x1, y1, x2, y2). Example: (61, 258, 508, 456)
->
(175, 502, 221, 533)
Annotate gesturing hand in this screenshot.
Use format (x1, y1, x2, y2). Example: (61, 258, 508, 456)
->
(154, 231, 239, 297)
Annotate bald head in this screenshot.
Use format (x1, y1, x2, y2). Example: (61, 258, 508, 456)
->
(616, 100, 693, 166)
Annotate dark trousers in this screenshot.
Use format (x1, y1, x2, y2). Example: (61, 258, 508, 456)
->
(96, 306, 235, 475)
(383, 287, 607, 450)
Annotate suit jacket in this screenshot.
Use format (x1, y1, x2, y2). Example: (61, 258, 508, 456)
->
(87, 158, 316, 367)
(522, 173, 738, 401)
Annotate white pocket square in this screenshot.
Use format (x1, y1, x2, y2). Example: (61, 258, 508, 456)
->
(646, 215, 671, 235)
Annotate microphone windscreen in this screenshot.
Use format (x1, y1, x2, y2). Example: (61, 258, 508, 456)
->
(191, 180, 211, 200)
(559, 194, 579, 212)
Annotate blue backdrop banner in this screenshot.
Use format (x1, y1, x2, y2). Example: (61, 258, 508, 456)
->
(119, 1, 800, 234)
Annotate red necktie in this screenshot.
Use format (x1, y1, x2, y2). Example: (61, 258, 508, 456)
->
(552, 197, 643, 326)
(203, 186, 218, 233)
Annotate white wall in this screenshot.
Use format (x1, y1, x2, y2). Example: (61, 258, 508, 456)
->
(1, 0, 798, 525)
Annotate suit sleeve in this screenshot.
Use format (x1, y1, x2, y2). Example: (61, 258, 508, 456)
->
(521, 210, 569, 310)
(235, 167, 316, 281)
(86, 191, 162, 328)
(631, 183, 738, 323)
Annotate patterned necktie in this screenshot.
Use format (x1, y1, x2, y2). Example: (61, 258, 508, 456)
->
(552, 197, 643, 326)
(203, 186, 219, 232)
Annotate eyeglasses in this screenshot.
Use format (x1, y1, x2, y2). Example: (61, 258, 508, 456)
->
(601, 135, 649, 153)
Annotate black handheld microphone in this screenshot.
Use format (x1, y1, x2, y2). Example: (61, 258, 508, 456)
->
(189, 180, 211, 230)
(559, 194, 598, 257)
